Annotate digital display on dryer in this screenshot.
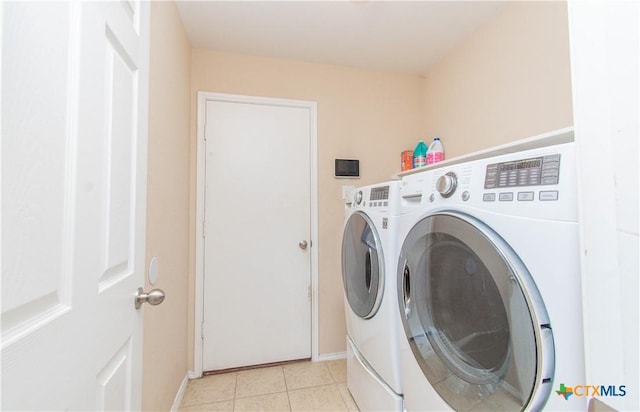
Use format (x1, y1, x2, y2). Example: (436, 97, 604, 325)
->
(498, 159, 542, 171)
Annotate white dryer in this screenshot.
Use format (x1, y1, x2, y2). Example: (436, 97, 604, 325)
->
(396, 141, 586, 411)
(342, 181, 403, 411)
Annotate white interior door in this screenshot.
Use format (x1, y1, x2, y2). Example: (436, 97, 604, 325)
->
(202, 97, 314, 371)
(1, 1, 149, 409)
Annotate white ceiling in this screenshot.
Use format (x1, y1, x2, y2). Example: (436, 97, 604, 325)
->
(176, 1, 509, 75)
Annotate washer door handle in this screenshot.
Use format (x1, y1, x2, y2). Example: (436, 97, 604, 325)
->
(402, 263, 412, 318)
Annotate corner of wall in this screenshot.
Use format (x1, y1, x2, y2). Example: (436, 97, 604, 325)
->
(143, 1, 193, 410)
(422, 1, 572, 158)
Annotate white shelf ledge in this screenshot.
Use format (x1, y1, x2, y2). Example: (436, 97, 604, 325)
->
(392, 126, 575, 180)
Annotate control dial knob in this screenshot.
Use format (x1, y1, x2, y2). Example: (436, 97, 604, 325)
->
(436, 172, 458, 198)
(354, 190, 363, 205)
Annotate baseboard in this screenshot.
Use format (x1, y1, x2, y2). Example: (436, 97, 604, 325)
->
(170, 372, 190, 412)
(170, 355, 343, 410)
(317, 351, 347, 362)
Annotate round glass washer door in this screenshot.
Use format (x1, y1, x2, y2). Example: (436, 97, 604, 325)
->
(398, 211, 555, 411)
(342, 211, 385, 319)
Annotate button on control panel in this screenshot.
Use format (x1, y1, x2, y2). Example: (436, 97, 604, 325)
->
(499, 192, 514, 202)
(483, 193, 496, 202)
(517, 191, 535, 201)
(539, 191, 559, 201)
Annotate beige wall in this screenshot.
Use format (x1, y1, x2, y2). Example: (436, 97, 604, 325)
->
(143, 2, 191, 410)
(422, 1, 573, 158)
(185, 0, 574, 363)
(187, 50, 425, 359)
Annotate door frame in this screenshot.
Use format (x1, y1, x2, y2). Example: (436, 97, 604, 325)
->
(192, 91, 319, 377)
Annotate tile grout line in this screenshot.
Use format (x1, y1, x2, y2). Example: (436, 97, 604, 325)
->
(282, 365, 290, 392)
(286, 389, 293, 412)
(336, 383, 351, 411)
(232, 373, 238, 410)
(282, 365, 294, 412)
(234, 389, 289, 401)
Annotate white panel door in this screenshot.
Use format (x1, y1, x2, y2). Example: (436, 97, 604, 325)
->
(1, 1, 149, 410)
(203, 98, 313, 371)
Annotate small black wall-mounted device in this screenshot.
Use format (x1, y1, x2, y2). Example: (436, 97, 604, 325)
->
(335, 159, 359, 178)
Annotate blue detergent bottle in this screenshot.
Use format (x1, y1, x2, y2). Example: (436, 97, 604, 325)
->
(413, 140, 428, 168)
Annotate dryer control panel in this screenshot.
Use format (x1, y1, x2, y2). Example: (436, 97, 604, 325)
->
(484, 154, 561, 189)
(369, 186, 390, 201)
(347, 182, 400, 214)
(366, 185, 390, 208)
(422, 141, 577, 221)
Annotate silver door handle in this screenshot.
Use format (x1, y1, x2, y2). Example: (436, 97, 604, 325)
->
(135, 287, 165, 309)
(299, 240, 308, 250)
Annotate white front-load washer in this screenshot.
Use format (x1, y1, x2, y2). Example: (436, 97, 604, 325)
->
(342, 181, 403, 411)
(396, 141, 586, 411)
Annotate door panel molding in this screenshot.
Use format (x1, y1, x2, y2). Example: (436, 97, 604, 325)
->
(1, 1, 79, 349)
(193, 92, 319, 377)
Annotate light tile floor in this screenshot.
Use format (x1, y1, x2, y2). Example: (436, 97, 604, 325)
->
(180, 359, 359, 412)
